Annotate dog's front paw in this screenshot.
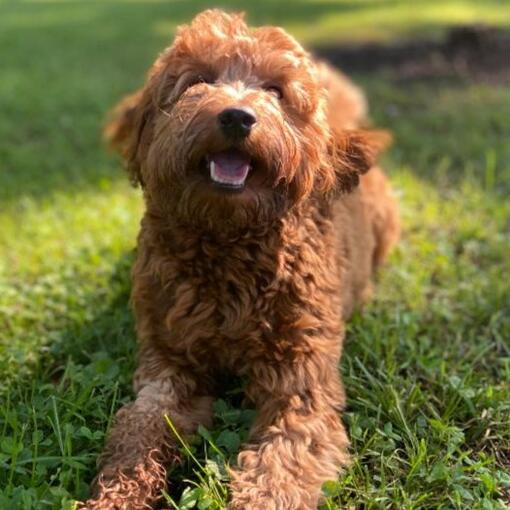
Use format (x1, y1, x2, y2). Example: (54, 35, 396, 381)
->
(77, 460, 166, 510)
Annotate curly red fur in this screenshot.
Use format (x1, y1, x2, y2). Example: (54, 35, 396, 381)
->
(80, 9, 400, 509)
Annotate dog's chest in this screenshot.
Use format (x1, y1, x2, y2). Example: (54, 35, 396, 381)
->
(161, 234, 339, 372)
(160, 239, 286, 366)
(145, 211, 343, 370)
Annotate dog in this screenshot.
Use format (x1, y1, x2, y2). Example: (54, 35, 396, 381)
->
(80, 9, 399, 509)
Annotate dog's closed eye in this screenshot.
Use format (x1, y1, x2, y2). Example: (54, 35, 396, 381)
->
(173, 73, 215, 98)
(163, 73, 215, 105)
(188, 74, 215, 88)
(263, 84, 284, 100)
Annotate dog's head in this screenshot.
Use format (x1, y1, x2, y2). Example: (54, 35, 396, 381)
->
(106, 10, 388, 232)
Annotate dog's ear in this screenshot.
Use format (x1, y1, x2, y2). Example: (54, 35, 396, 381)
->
(104, 88, 155, 187)
(331, 129, 392, 193)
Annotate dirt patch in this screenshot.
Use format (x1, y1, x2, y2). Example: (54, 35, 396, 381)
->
(314, 25, 510, 85)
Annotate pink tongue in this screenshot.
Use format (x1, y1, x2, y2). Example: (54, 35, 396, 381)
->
(211, 150, 250, 181)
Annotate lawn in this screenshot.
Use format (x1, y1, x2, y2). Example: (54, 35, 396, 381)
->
(1, 0, 509, 509)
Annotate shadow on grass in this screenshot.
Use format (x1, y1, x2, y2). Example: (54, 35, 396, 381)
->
(4, 0, 510, 206)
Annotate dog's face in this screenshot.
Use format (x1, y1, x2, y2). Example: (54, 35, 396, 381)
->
(107, 10, 386, 232)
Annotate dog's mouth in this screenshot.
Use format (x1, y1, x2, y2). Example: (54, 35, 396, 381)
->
(207, 149, 251, 191)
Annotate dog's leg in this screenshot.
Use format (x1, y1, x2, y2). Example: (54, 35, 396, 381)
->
(230, 356, 349, 510)
(80, 348, 213, 510)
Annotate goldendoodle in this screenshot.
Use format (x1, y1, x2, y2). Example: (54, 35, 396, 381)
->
(81, 9, 400, 509)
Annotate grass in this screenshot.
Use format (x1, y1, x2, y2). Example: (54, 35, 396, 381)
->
(1, 0, 509, 509)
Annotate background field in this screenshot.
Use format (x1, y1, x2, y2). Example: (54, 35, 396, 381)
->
(1, 1, 509, 509)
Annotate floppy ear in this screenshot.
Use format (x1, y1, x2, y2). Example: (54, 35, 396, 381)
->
(332, 129, 392, 193)
(104, 88, 155, 187)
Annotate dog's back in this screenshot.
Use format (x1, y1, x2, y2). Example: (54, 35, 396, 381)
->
(317, 61, 368, 130)
(318, 62, 400, 316)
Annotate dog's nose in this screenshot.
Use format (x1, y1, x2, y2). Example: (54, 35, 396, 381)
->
(218, 107, 256, 139)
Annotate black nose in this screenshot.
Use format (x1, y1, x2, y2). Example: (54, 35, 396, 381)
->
(218, 107, 256, 139)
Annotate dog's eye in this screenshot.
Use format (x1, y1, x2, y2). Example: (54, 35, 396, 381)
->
(264, 85, 283, 100)
(188, 75, 214, 88)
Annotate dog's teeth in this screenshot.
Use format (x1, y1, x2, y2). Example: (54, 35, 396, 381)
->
(209, 159, 245, 186)
(209, 160, 216, 180)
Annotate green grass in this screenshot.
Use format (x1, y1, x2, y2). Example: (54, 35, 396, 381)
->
(1, 1, 509, 509)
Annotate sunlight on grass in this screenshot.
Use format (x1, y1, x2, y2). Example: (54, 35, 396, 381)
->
(0, 184, 142, 275)
(154, 0, 510, 43)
